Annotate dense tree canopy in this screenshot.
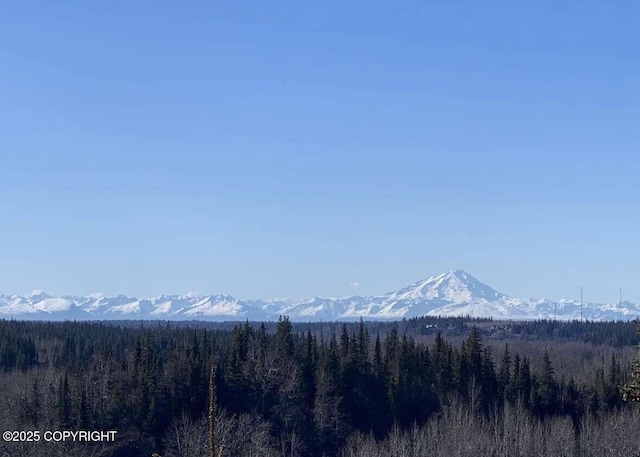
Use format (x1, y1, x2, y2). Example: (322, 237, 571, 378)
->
(0, 317, 636, 456)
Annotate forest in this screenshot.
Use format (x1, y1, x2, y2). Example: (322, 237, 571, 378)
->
(0, 317, 639, 457)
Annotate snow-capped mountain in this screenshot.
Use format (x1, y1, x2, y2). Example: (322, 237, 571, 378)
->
(1, 270, 638, 322)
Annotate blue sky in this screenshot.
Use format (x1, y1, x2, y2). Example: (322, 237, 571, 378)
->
(1, 1, 639, 303)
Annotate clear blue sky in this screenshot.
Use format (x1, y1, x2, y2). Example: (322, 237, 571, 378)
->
(1, 1, 639, 303)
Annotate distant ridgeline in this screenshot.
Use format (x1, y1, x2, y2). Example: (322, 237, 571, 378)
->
(3, 271, 639, 322)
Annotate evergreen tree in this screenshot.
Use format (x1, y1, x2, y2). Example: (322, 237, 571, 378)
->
(339, 323, 350, 361)
(373, 333, 383, 378)
(275, 315, 294, 360)
(498, 344, 511, 403)
(535, 349, 559, 417)
(57, 372, 71, 427)
(520, 356, 532, 408)
(480, 347, 497, 413)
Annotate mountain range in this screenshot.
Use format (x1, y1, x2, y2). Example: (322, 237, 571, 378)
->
(1, 270, 637, 322)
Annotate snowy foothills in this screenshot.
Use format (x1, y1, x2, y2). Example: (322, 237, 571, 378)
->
(1, 270, 636, 322)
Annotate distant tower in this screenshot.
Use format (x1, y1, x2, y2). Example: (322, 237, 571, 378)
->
(619, 288, 623, 322)
(580, 286, 583, 322)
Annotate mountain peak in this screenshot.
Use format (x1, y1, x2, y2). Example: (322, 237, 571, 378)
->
(443, 269, 474, 281)
(28, 289, 50, 298)
(389, 270, 506, 302)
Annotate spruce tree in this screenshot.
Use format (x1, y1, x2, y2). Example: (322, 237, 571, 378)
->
(498, 344, 511, 403)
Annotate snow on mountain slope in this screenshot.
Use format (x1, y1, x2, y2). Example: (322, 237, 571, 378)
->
(77, 294, 139, 313)
(183, 295, 246, 317)
(386, 270, 505, 302)
(371, 270, 510, 319)
(33, 298, 74, 312)
(0, 294, 40, 315)
(2, 270, 639, 321)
